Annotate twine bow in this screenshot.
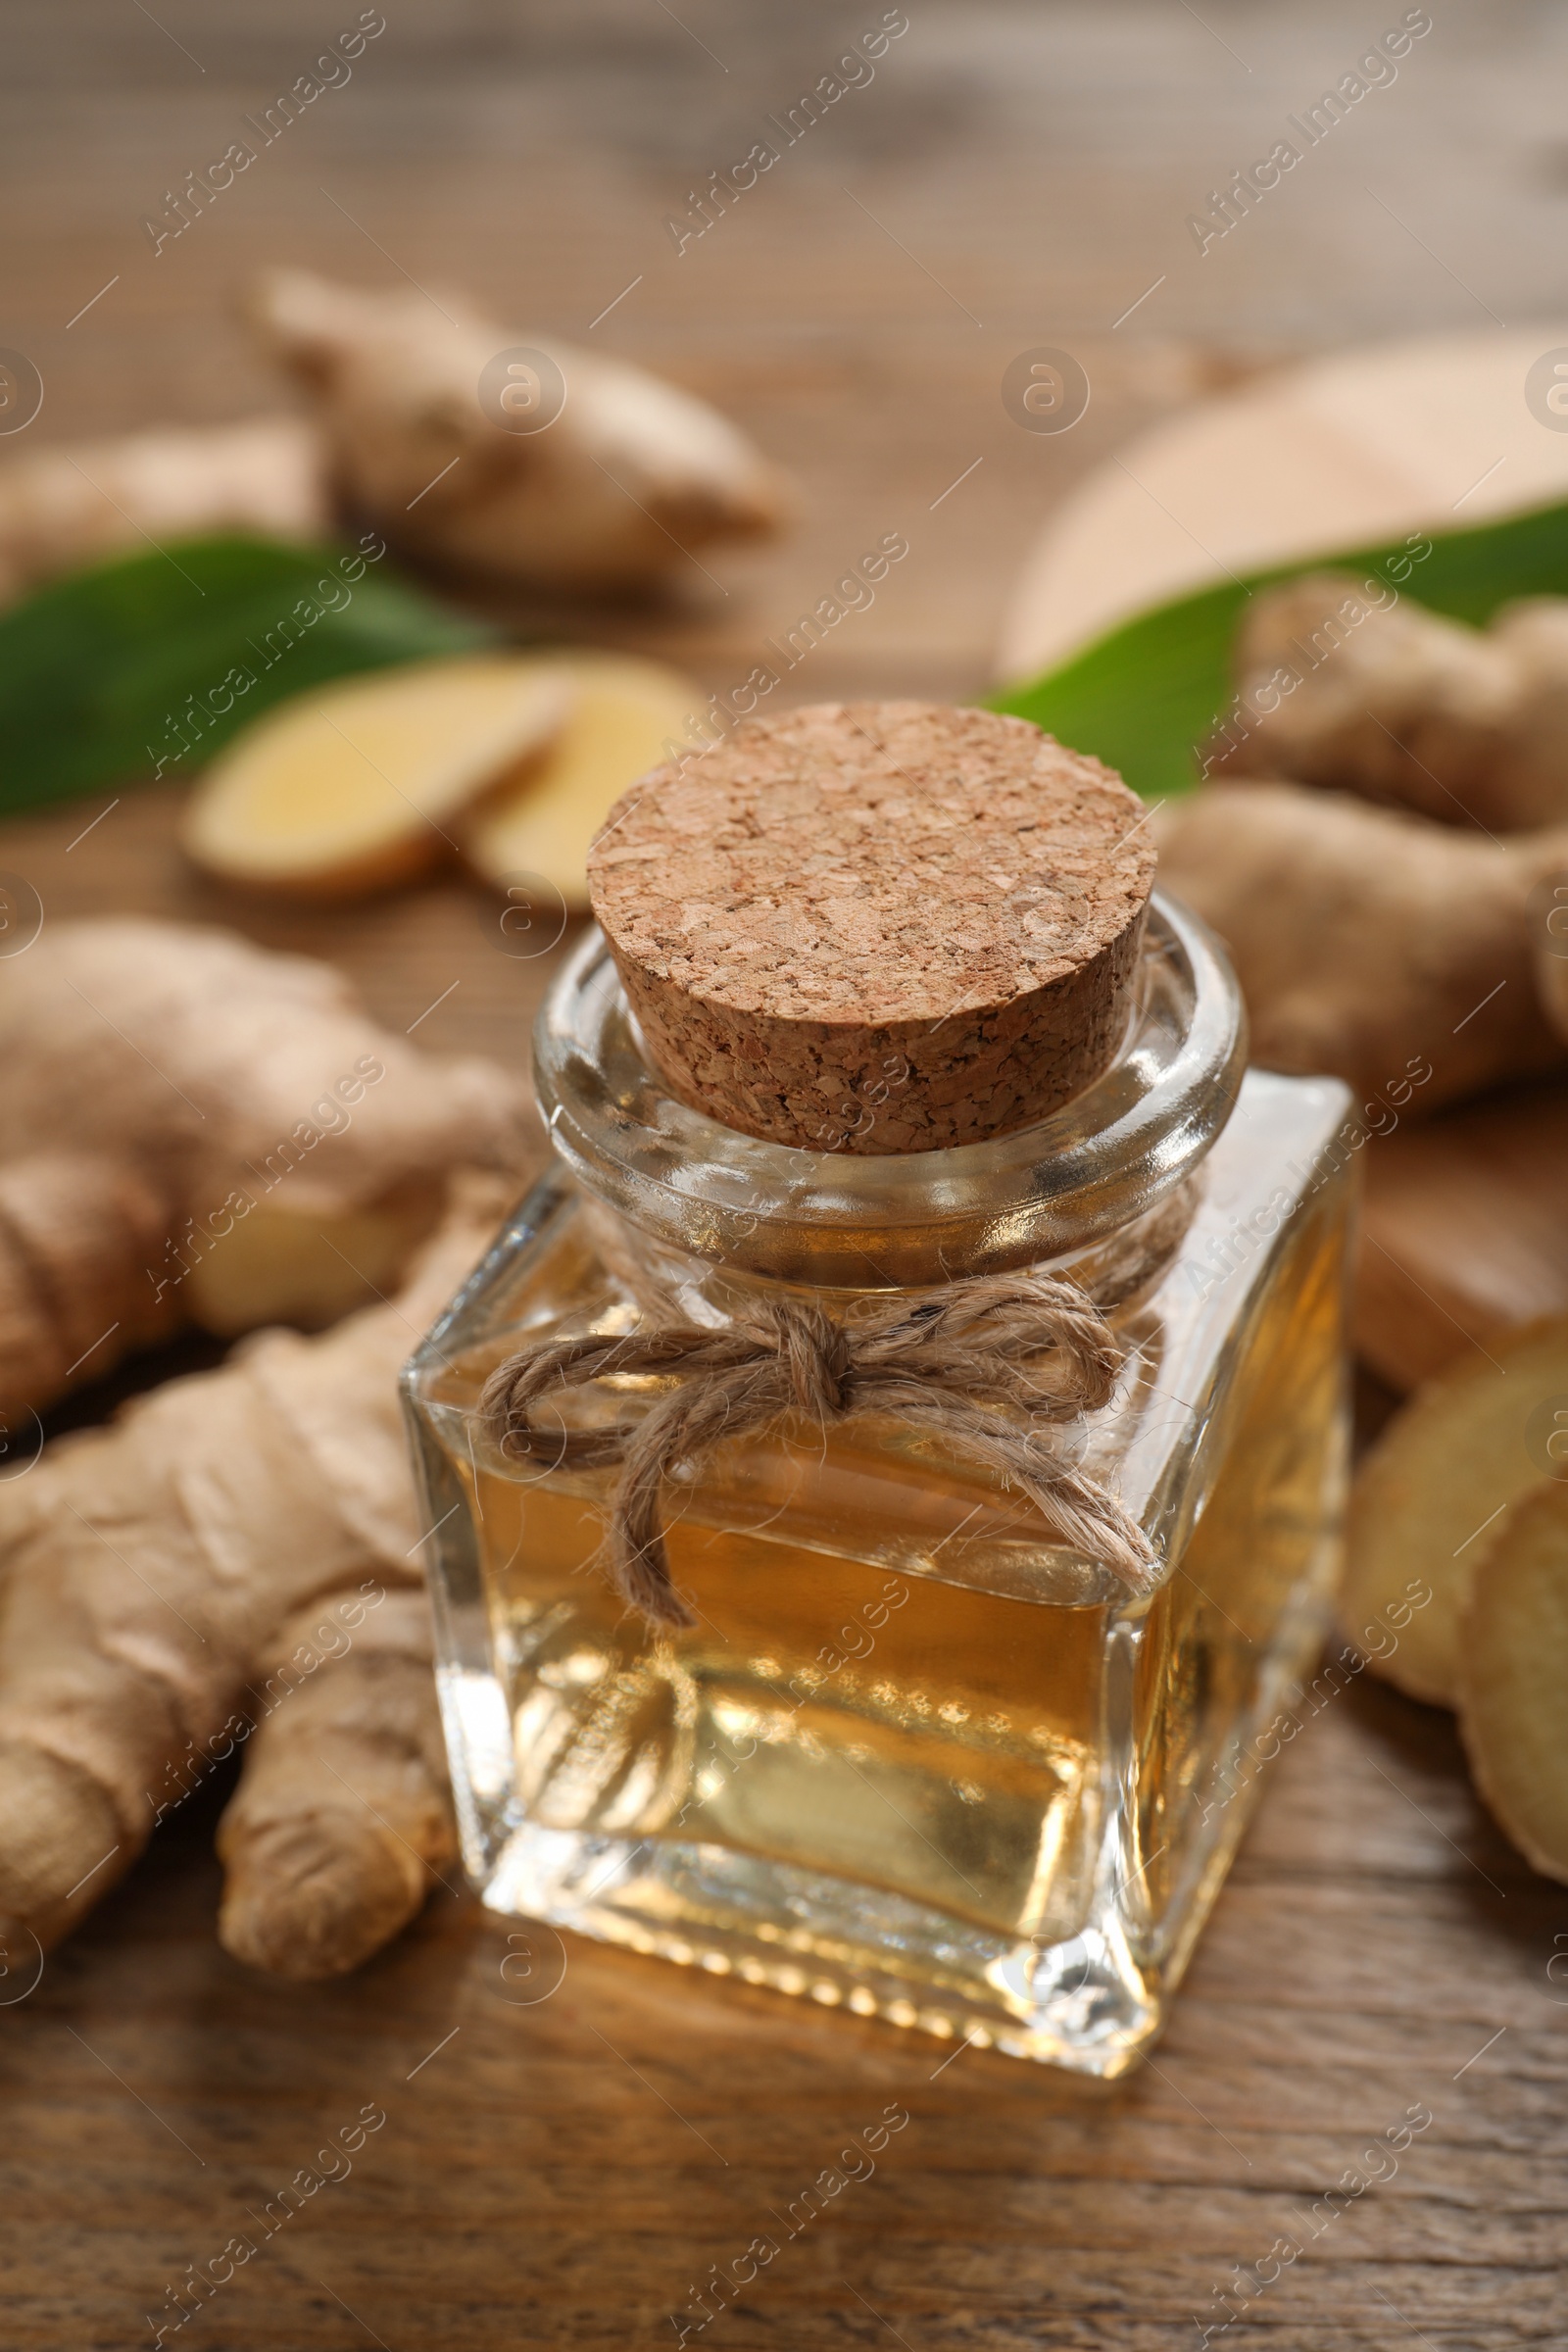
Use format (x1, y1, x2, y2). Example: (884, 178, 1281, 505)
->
(479, 1274, 1158, 1631)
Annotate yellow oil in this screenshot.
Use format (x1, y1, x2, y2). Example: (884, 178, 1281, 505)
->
(442, 1172, 1346, 1956)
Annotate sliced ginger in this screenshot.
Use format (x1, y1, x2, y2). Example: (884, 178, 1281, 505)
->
(183, 655, 571, 898)
(1343, 1318, 1568, 1704)
(460, 650, 702, 906)
(1459, 1478, 1568, 1883)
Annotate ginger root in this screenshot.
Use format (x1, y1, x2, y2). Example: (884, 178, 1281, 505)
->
(1210, 572, 1568, 831)
(0, 917, 525, 1418)
(249, 267, 789, 593)
(216, 1589, 453, 1980)
(182, 655, 571, 899)
(1154, 782, 1568, 1111)
(0, 1178, 504, 1976)
(0, 270, 786, 611)
(0, 416, 326, 606)
(0, 1153, 179, 1425)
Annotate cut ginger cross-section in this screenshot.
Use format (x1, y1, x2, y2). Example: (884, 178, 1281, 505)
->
(1341, 1318, 1568, 1705)
(183, 656, 572, 899)
(1460, 1477, 1568, 1883)
(459, 650, 701, 908)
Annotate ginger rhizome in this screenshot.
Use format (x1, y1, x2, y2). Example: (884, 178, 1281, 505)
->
(0, 416, 325, 607)
(0, 917, 525, 1421)
(0, 1180, 505, 1979)
(1208, 571, 1568, 831)
(1153, 782, 1568, 1111)
(0, 270, 788, 610)
(248, 267, 789, 593)
(0, 1153, 179, 1430)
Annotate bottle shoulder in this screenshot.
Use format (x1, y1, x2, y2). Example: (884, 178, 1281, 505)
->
(408, 1069, 1352, 1609)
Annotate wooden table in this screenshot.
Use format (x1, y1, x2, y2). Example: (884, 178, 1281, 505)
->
(4, 7, 1567, 2345)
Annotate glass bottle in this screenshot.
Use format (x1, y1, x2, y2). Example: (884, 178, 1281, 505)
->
(404, 893, 1352, 2078)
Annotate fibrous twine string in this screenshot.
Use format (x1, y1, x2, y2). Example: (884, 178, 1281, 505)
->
(478, 1272, 1158, 1631)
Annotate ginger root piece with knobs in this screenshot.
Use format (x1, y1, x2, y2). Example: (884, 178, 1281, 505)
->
(0, 917, 527, 1422)
(216, 1588, 453, 1980)
(0, 268, 787, 610)
(1208, 571, 1568, 831)
(1153, 782, 1568, 1110)
(248, 267, 790, 593)
(0, 1153, 180, 1425)
(0, 1179, 505, 1978)
(0, 416, 326, 607)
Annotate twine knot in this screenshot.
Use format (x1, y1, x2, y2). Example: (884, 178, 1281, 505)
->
(773, 1299, 853, 1415)
(478, 1271, 1159, 1632)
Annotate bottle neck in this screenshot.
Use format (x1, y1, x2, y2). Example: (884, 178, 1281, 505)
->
(577, 1178, 1204, 1332)
(533, 894, 1246, 1294)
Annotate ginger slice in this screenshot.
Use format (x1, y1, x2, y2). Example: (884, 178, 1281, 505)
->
(460, 650, 701, 907)
(1343, 1318, 1568, 1704)
(1459, 1478, 1568, 1882)
(183, 655, 571, 899)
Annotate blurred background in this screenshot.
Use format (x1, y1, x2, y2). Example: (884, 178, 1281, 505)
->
(5, 0, 1555, 1058)
(8, 0, 1559, 700)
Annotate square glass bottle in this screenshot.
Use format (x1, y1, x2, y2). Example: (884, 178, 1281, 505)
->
(404, 894, 1353, 2079)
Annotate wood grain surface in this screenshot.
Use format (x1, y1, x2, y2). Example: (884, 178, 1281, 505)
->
(1357, 1076, 1568, 1393)
(3, 6, 1567, 2347)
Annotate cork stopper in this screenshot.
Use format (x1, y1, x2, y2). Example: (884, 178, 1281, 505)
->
(586, 701, 1155, 1154)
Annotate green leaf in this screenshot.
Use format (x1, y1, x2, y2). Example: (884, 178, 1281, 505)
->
(988, 496, 1568, 804)
(0, 534, 495, 816)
